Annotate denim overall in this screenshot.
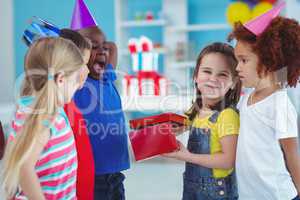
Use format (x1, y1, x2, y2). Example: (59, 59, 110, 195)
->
(182, 111, 238, 200)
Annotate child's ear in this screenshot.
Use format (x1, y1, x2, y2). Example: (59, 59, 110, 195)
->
(55, 72, 65, 86)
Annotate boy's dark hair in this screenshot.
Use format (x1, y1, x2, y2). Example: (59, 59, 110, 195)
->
(228, 16, 300, 87)
(59, 28, 92, 51)
(186, 42, 241, 121)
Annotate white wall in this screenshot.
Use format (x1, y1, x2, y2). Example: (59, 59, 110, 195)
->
(0, 0, 14, 102)
(0, 0, 15, 124)
(286, 0, 300, 114)
(286, 0, 300, 147)
(286, 0, 300, 20)
(0, 3, 14, 196)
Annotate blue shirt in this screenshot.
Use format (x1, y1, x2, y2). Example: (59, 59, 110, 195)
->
(74, 64, 130, 175)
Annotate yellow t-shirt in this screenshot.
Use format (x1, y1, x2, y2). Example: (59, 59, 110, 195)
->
(186, 108, 240, 178)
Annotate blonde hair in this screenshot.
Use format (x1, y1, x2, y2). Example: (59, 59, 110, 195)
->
(2, 37, 84, 198)
(20, 29, 92, 97)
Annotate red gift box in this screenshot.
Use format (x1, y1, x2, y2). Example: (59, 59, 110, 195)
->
(129, 112, 187, 130)
(129, 123, 178, 161)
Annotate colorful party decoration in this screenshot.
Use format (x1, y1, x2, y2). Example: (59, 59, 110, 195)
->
(226, 2, 252, 25)
(245, 1, 285, 36)
(23, 16, 60, 47)
(251, 1, 273, 18)
(70, 0, 97, 30)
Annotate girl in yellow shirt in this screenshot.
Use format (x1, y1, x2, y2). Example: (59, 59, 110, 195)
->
(164, 42, 241, 200)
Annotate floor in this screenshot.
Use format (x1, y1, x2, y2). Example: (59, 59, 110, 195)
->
(124, 158, 185, 200)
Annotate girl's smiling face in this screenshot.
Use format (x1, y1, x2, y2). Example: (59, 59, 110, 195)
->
(234, 40, 261, 88)
(196, 53, 235, 101)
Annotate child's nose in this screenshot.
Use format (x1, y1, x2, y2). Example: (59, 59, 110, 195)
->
(236, 63, 242, 72)
(209, 74, 218, 81)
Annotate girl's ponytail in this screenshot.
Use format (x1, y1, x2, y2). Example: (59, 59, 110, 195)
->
(2, 37, 84, 198)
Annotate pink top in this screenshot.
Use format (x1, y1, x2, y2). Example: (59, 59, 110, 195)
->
(9, 96, 77, 200)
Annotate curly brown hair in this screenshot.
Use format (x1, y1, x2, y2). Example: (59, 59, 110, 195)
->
(228, 16, 300, 87)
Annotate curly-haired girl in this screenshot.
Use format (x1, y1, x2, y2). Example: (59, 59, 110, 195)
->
(229, 2, 300, 200)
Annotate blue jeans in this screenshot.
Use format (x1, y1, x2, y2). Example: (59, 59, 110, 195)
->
(293, 195, 300, 200)
(94, 172, 125, 200)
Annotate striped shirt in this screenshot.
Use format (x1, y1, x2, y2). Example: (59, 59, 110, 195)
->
(8, 96, 77, 200)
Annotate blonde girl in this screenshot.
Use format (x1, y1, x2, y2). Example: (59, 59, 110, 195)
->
(2, 37, 87, 200)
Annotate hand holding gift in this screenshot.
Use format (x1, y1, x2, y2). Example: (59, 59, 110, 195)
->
(129, 113, 188, 161)
(162, 140, 190, 160)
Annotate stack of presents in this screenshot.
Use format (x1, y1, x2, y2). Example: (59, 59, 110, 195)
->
(124, 36, 186, 161)
(129, 113, 187, 161)
(122, 36, 168, 96)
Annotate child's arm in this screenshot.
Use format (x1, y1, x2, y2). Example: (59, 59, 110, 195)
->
(19, 129, 50, 200)
(280, 137, 300, 194)
(104, 41, 118, 68)
(164, 135, 238, 169)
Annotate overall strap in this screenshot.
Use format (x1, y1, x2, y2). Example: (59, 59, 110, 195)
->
(208, 111, 220, 123)
(208, 105, 239, 124)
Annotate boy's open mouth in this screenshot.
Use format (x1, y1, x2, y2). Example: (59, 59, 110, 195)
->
(93, 62, 105, 74)
(92, 54, 107, 74)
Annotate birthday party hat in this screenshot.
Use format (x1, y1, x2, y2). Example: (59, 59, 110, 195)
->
(244, 1, 285, 36)
(70, 0, 97, 30)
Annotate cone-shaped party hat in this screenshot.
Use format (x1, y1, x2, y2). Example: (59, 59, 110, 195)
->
(70, 0, 97, 30)
(244, 1, 285, 36)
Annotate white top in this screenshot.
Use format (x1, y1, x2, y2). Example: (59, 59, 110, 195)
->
(236, 89, 298, 200)
(288, 83, 300, 114)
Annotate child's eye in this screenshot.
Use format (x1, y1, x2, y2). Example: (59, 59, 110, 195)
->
(203, 70, 211, 74)
(92, 45, 99, 50)
(241, 59, 247, 64)
(219, 73, 228, 77)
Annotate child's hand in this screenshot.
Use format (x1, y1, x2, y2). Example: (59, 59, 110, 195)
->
(171, 124, 188, 136)
(104, 41, 118, 69)
(162, 140, 190, 160)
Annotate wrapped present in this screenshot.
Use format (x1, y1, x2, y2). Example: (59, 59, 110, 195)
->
(129, 123, 178, 161)
(126, 36, 167, 96)
(128, 36, 159, 72)
(129, 112, 187, 129)
(122, 75, 139, 96)
(122, 72, 168, 96)
(137, 71, 167, 96)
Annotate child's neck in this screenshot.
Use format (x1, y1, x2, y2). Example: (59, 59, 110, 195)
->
(199, 98, 218, 118)
(249, 75, 281, 106)
(254, 74, 281, 93)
